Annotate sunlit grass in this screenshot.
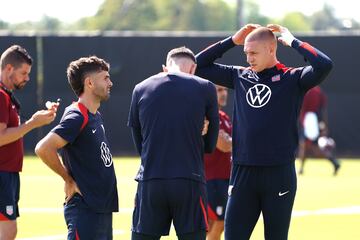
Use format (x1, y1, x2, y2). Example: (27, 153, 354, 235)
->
(17, 157, 360, 239)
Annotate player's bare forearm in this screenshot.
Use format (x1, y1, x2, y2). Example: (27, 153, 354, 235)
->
(0, 109, 57, 146)
(35, 138, 81, 201)
(35, 133, 72, 183)
(0, 121, 35, 146)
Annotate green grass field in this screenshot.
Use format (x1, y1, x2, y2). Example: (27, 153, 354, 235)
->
(16, 157, 360, 240)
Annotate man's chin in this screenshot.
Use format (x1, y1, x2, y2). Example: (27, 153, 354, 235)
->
(102, 94, 110, 101)
(15, 84, 26, 90)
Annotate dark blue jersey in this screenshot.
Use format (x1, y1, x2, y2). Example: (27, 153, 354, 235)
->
(196, 37, 333, 166)
(128, 72, 219, 183)
(52, 102, 118, 213)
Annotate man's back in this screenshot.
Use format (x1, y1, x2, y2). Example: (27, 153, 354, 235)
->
(128, 72, 219, 183)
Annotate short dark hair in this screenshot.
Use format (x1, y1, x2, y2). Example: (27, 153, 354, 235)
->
(66, 56, 110, 97)
(246, 27, 276, 43)
(0, 45, 33, 70)
(166, 46, 196, 65)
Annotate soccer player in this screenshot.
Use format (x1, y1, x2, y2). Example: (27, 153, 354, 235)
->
(204, 85, 232, 240)
(35, 56, 118, 239)
(128, 47, 219, 240)
(0, 45, 58, 240)
(298, 85, 340, 175)
(195, 24, 333, 240)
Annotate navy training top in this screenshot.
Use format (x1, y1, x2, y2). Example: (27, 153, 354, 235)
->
(196, 37, 333, 166)
(128, 72, 219, 183)
(52, 102, 118, 213)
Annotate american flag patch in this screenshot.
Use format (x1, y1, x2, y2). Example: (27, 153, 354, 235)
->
(271, 74, 281, 82)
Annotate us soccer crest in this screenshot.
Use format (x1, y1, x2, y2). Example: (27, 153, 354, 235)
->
(6, 205, 14, 216)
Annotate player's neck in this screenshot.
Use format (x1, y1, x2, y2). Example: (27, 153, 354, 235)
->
(78, 95, 100, 114)
(267, 58, 279, 69)
(0, 76, 14, 92)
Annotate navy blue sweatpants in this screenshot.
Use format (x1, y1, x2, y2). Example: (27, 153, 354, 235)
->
(225, 162, 297, 240)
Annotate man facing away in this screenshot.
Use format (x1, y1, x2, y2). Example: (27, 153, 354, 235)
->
(128, 47, 219, 240)
(0, 45, 58, 240)
(195, 24, 333, 240)
(204, 85, 232, 240)
(35, 56, 118, 240)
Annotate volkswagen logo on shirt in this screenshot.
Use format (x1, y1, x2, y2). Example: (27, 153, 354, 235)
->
(100, 142, 113, 167)
(246, 84, 271, 108)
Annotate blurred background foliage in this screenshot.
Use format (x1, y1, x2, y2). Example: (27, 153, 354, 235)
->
(1, 0, 359, 32)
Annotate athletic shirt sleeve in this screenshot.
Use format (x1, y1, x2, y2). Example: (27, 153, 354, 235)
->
(0, 92, 9, 124)
(128, 86, 143, 155)
(128, 86, 140, 128)
(292, 39, 333, 91)
(195, 36, 242, 89)
(203, 81, 220, 153)
(51, 110, 84, 144)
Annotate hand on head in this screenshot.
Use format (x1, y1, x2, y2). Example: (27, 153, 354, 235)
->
(233, 23, 295, 47)
(232, 24, 262, 45)
(267, 24, 295, 47)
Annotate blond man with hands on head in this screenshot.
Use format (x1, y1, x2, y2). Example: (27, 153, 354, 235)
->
(195, 24, 333, 240)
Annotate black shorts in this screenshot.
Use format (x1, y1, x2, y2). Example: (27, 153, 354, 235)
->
(132, 179, 208, 236)
(64, 193, 113, 240)
(225, 162, 297, 240)
(206, 179, 229, 221)
(0, 172, 20, 221)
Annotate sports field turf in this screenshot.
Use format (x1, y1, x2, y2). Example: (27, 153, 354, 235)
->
(16, 157, 360, 240)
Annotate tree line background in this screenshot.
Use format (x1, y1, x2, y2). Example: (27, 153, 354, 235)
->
(0, 0, 359, 33)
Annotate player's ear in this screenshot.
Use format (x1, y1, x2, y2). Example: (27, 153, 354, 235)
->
(190, 63, 197, 75)
(4, 63, 14, 74)
(84, 76, 93, 90)
(162, 64, 168, 72)
(269, 41, 277, 56)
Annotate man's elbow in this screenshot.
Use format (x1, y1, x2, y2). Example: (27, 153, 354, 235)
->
(35, 139, 48, 160)
(322, 56, 334, 75)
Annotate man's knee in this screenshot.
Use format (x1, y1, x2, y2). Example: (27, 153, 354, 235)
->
(0, 220, 17, 240)
(207, 220, 224, 240)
